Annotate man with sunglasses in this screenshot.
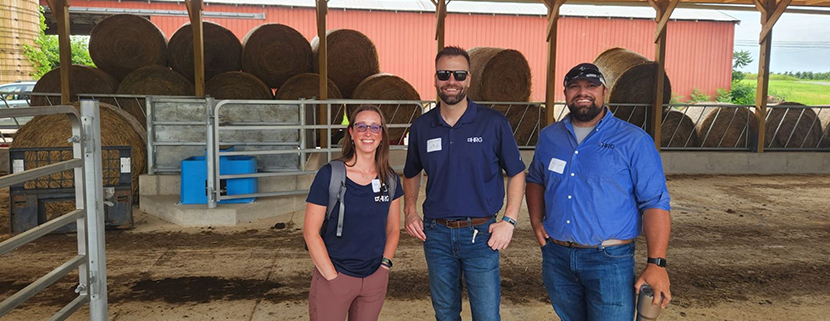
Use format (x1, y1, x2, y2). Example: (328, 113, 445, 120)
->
(525, 63, 672, 321)
(403, 46, 526, 321)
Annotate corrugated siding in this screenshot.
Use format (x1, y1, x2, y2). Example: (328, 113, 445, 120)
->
(53, 1, 734, 101)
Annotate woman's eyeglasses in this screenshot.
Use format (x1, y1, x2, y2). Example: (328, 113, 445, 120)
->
(436, 70, 468, 81)
(354, 122, 382, 134)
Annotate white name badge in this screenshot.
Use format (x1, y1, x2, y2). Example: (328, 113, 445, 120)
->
(371, 179, 381, 193)
(427, 137, 442, 153)
(548, 158, 566, 174)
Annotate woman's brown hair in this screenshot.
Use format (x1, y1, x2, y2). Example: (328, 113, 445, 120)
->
(336, 104, 394, 186)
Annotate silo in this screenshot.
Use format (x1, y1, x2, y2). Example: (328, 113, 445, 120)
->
(0, 0, 40, 83)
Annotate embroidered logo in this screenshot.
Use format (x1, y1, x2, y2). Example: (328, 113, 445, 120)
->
(467, 137, 483, 143)
(598, 142, 615, 149)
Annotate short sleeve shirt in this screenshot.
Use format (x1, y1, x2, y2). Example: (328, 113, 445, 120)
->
(306, 163, 404, 278)
(403, 100, 526, 219)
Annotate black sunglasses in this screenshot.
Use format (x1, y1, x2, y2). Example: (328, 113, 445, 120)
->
(436, 70, 468, 81)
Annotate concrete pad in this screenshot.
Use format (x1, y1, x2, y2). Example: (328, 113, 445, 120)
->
(140, 194, 304, 227)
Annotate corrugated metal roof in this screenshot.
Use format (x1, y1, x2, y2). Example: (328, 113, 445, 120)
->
(178, 0, 740, 22)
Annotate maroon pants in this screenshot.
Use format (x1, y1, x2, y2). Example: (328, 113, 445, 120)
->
(308, 267, 389, 321)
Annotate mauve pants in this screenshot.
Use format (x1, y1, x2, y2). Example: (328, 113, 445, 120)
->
(308, 267, 389, 321)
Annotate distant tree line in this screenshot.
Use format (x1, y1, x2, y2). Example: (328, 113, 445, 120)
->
(774, 71, 830, 81)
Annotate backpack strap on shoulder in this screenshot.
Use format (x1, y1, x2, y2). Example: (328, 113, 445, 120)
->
(327, 160, 347, 237)
(386, 170, 397, 201)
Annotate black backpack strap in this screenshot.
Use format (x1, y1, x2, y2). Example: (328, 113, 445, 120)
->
(386, 171, 397, 201)
(326, 160, 347, 237)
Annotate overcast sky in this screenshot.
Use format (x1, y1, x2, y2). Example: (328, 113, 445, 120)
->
(724, 10, 830, 73)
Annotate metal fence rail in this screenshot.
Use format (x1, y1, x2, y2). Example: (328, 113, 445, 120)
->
(0, 101, 107, 321)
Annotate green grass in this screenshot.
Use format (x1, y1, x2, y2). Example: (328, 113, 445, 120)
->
(738, 79, 830, 105)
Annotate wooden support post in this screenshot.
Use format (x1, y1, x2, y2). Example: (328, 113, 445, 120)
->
(649, 0, 677, 150)
(45, 0, 71, 104)
(544, 0, 565, 127)
(752, 0, 791, 153)
(434, 0, 448, 53)
(185, 0, 205, 97)
(316, 0, 329, 148)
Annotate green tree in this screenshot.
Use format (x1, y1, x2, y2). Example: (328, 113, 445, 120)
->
(22, 6, 95, 79)
(732, 50, 753, 82)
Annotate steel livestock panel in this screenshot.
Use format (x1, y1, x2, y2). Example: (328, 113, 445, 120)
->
(52, 1, 735, 102)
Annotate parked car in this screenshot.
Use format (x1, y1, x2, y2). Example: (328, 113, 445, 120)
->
(0, 81, 37, 134)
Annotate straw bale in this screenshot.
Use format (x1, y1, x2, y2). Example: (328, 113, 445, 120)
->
(661, 109, 698, 147)
(31, 65, 119, 107)
(275, 73, 343, 124)
(467, 47, 532, 102)
(168, 21, 242, 83)
(351, 73, 422, 143)
(813, 107, 830, 148)
(116, 65, 195, 125)
(686, 104, 758, 148)
(489, 104, 541, 146)
(594, 48, 671, 128)
(765, 102, 823, 148)
(242, 24, 312, 89)
(11, 102, 147, 202)
(89, 14, 167, 81)
(206, 71, 273, 100)
(311, 29, 380, 98)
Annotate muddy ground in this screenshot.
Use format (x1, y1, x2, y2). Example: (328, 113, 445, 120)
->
(1, 175, 830, 320)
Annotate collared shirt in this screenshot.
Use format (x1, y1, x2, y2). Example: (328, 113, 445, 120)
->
(526, 108, 671, 246)
(404, 99, 526, 219)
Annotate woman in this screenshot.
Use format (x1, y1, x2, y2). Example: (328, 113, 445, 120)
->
(303, 104, 402, 321)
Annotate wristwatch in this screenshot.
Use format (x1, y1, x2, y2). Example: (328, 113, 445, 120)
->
(381, 257, 393, 269)
(647, 257, 667, 268)
(502, 216, 517, 227)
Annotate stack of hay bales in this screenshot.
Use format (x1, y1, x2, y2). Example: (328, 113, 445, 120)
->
(467, 47, 537, 146)
(593, 48, 672, 128)
(116, 65, 195, 125)
(661, 109, 698, 147)
(89, 14, 167, 81)
(311, 29, 380, 98)
(684, 103, 757, 148)
(31, 65, 119, 106)
(168, 21, 243, 83)
(206, 71, 273, 100)
(352, 73, 422, 143)
(765, 102, 824, 148)
(11, 102, 147, 204)
(276, 73, 343, 124)
(243, 23, 312, 89)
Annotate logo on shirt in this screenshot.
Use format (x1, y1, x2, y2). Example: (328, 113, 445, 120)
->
(598, 142, 615, 149)
(467, 137, 483, 143)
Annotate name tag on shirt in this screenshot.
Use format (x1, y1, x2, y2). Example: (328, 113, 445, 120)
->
(427, 138, 442, 153)
(548, 158, 566, 174)
(371, 179, 381, 193)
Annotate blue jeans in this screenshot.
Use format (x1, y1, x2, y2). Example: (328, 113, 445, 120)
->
(423, 218, 500, 321)
(541, 239, 636, 321)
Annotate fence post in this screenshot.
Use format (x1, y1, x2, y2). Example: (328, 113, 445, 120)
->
(81, 100, 108, 320)
(206, 97, 218, 208)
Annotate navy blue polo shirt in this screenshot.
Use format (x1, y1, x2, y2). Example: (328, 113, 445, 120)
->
(306, 164, 404, 278)
(403, 100, 525, 219)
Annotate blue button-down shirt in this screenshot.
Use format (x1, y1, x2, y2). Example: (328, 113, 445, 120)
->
(527, 108, 670, 246)
(404, 100, 526, 219)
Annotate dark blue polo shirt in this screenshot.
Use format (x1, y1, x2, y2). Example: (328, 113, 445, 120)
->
(404, 100, 525, 219)
(306, 164, 404, 278)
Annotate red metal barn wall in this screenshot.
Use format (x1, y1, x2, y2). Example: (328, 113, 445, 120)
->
(58, 1, 735, 102)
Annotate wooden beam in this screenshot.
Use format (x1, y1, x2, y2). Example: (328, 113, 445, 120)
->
(651, 0, 670, 150)
(759, 0, 793, 42)
(653, 0, 680, 43)
(316, 0, 329, 148)
(754, 0, 779, 153)
(185, 0, 205, 97)
(46, 0, 71, 104)
(435, 0, 448, 52)
(752, 0, 770, 15)
(544, 0, 565, 127)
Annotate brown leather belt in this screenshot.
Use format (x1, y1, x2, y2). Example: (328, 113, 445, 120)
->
(549, 238, 634, 249)
(435, 217, 492, 229)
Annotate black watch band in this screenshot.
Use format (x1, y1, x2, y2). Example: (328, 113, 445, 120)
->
(647, 257, 667, 268)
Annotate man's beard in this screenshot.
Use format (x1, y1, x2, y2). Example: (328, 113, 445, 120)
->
(437, 85, 467, 105)
(568, 99, 603, 122)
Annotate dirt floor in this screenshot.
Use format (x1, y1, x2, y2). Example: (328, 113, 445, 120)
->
(1, 175, 830, 320)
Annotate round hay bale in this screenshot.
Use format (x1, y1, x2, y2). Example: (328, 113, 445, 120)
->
(168, 21, 242, 83)
(594, 48, 672, 128)
(31, 65, 119, 106)
(311, 29, 379, 98)
(351, 73, 422, 144)
(89, 14, 168, 81)
(489, 104, 540, 146)
(467, 47, 531, 102)
(687, 104, 758, 148)
(116, 65, 195, 125)
(275, 72, 343, 124)
(242, 23, 312, 89)
(206, 71, 272, 100)
(813, 107, 830, 148)
(765, 102, 823, 148)
(11, 102, 147, 202)
(661, 109, 698, 147)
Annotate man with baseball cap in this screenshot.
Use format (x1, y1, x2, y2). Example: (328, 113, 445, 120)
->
(525, 62, 672, 320)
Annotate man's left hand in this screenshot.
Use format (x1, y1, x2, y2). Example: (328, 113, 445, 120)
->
(635, 265, 671, 308)
(487, 221, 515, 250)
